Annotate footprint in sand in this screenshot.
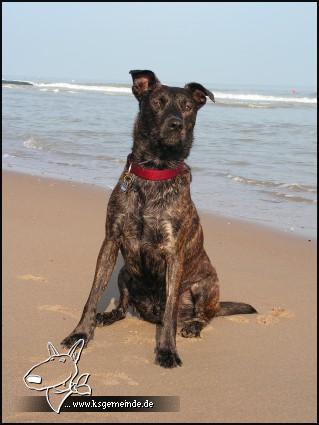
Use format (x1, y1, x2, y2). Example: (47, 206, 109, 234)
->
(270, 307, 295, 319)
(121, 334, 154, 345)
(95, 371, 139, 386)
(221, 307, 294, 326)
(38, 304, 79, 319)
(257, 314, 280, 325)
(84, 339, 114, 353)
(225, 316, 250, 324)
(257, 307, 294, 326)
(18, 274, 47, 283)
(123, 354, 150, 365)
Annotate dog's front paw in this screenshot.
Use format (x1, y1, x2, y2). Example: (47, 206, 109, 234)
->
(61, 331, 92, 349)
(155, 349, 182, 368)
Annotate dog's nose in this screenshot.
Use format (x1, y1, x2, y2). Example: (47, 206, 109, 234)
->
(167, 118, 183, 132)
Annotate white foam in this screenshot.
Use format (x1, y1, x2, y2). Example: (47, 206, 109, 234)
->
(17, 81, 316, 105)
(213, 91, 317, 104)
(274, 192, 317, 204)
(34, 82, 132, 95)
(279, 183, 317, 193)
(23, 137, 43, 150)
(226, 174, 317, 195)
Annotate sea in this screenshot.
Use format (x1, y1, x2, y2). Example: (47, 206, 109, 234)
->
(2, 78, 317, 238)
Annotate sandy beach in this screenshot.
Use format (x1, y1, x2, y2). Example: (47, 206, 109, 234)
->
(3, 171, 317, 423)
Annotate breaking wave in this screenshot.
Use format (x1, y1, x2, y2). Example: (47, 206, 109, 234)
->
(3, 79, 316, 106)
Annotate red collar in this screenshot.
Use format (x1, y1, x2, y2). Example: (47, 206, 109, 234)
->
(126, 154, 186, 181)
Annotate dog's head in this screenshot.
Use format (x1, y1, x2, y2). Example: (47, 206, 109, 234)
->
(130, 70, 215, 163)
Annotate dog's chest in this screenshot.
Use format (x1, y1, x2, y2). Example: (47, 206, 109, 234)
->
(123, 211, 175, 249)
(109, 184, 181, 278)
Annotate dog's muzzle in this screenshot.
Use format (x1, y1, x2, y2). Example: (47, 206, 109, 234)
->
(166, 117, 183, 132)
(161, 116, 184, 144)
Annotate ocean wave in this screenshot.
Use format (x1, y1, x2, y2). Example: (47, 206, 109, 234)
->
(263, 191, 317, 204)
(5, 79, 316, 105)
(226, 173, 317, 193)
(34, 82, 132, 95)
(40, 84, 316, 104)
(215, 101, 276, 109)
(279, 183, 317, 193)
(21, 139, 129, 165)
(23, 137, 44, 151)
(213, 91, 316, 105)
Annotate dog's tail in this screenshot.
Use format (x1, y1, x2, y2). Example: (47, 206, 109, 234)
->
(215, 301, 257, 317)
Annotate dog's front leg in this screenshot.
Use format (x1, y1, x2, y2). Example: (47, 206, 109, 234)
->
(156, 257, 183, 368)
(61, 238, 118, 348)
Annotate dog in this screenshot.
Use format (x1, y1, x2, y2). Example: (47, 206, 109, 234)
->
(61, 70, 257, 368)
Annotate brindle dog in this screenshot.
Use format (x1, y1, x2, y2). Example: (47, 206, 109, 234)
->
(61, 70, 257, 368)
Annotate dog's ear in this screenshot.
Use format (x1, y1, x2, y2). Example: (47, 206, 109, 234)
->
(129, 70, 160, 100)
(184, 82, 215, 108)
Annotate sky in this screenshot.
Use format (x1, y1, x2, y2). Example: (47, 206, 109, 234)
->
(2, 2, 317, 87)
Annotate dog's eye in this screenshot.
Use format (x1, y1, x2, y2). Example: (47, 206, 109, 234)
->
(185, 104, 192, 112)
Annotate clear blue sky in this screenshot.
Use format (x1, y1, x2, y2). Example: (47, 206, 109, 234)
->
(2, 2, 317, 87)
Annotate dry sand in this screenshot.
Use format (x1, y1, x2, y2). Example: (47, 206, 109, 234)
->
(2, 171, 317, 423)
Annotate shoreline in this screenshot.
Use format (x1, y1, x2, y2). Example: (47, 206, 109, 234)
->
(3, 169, 316, 243)
(3, 170, 317, 422)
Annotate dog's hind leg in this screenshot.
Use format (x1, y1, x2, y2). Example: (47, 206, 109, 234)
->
(179, 276, 257, 337)
(96, 266, 130, 326)
(180, 277, 220, 338)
